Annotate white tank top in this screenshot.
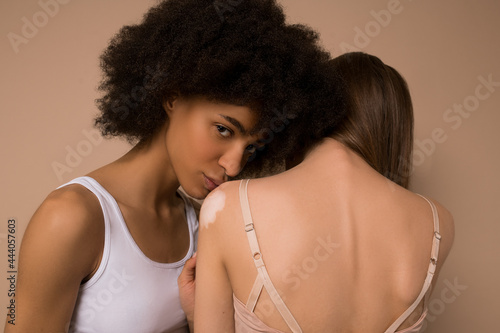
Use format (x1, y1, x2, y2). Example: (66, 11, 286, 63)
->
(59, 177, 198, 333)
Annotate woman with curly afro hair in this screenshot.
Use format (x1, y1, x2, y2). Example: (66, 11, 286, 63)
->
(6, 1, 346, 332)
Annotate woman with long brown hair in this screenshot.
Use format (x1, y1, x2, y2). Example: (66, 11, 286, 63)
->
(194, 52, 454, 332)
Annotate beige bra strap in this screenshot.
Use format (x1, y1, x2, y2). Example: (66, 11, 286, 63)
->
(238, 179, 303, 333)
(384, 194, 441, 333)
(246, 274, 264, 312)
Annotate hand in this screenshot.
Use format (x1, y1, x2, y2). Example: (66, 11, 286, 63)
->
(178, 252, 197, 330)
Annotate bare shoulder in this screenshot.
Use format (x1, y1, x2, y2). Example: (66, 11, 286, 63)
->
(197, 180, 244, 270)
(22, 184, 105, 276)
(10, 184, 105, 330)
(29, 184, 103, 236)
(199, 180, 241, 232)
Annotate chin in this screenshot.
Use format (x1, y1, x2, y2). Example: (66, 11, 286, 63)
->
(182, 186, 209, 201)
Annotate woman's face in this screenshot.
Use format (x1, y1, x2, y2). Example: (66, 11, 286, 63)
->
(164, 98, 261, 199)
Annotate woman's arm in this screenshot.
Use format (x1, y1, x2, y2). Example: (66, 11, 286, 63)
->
(4, 186, 104, 332)
(194, 187, 235, 333)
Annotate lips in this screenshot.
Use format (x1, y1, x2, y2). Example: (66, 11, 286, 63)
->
(203, 174, 224, 191)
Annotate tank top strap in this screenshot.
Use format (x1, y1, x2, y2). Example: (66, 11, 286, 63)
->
(384, 194, 441, 333)
(238, 179, 303, 333)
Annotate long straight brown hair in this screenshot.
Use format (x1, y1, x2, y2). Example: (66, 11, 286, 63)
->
(330, 52, 414, 188)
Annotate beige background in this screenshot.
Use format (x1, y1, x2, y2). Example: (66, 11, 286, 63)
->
(1, 0, 498, 332)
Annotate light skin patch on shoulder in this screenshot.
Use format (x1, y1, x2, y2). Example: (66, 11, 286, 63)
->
(200, 189, 226, 229)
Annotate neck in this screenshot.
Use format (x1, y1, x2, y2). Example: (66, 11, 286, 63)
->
(289, 138, 350, 168)
(90, 125, 181, 211)
(304, 137, 348, 160)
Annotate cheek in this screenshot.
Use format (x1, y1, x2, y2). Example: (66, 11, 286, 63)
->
(197, 139, 222, 161)
(190, 127, 224, 162)
(168, 120, 218, 162)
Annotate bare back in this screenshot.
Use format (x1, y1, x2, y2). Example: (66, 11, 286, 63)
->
(216, 139, 454, 332)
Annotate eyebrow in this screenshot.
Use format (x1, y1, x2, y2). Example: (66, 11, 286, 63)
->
(218, 114, 248, 135)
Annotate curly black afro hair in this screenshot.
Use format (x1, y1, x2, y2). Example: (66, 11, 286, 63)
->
(95, 0, 346, 176)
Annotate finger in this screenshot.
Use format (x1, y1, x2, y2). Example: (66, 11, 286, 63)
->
(183, 254, 197, 272)
(178, 253, 197, 283)
(187, 252, 197, 267)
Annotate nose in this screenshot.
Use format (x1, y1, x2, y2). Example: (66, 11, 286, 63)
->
(218, 145, 246, 178)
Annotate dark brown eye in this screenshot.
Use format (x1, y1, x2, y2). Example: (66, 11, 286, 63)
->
(216, 125, 232, 138)
(245, 144, 257, 154)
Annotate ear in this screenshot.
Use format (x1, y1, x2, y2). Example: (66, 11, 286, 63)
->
(162, 98, 177, 117)
(162, 92, 180, 116)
